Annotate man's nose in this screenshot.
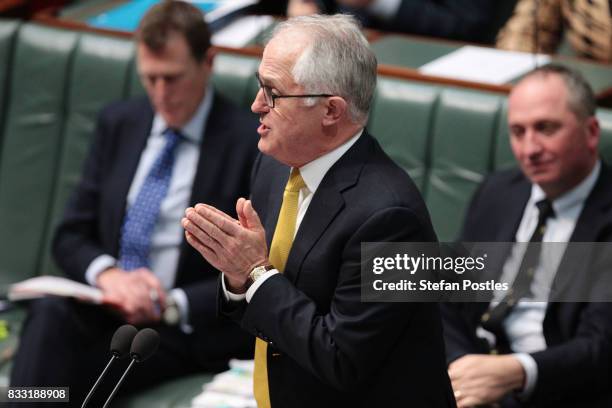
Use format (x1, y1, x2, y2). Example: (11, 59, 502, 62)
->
(251, 88, 269, 114)
(152, 78, 169, 101)
(524, 131, 544, 157)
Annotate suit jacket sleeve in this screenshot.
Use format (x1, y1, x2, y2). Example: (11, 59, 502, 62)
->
(221, 206, 437, 390)
(529, 301, 612, 404)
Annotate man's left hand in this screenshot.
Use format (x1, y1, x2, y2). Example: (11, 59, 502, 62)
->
(182, 198, 268, 292)
(448, 354, 525, 408)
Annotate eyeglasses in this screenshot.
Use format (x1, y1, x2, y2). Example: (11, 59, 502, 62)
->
(255, 72, 333, 108)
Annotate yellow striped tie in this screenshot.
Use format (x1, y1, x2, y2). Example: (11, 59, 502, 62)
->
(253, 168, 305, 408)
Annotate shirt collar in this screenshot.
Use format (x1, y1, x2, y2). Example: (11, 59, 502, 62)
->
(530, 160, 601, 216)
(151, 84, 214, 144)
(298, 129, 363, 194)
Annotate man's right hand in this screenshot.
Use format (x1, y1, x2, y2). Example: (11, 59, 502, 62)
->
(96, 267, 166, 325)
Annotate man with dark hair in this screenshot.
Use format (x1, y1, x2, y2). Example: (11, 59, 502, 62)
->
(10, 1, 257, 406)
(442, 64, 612, 407)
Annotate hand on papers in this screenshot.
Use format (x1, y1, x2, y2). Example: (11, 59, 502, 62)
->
(97, 267, 166, 325)
(448, 354, 525, 408)
(182, 198, 268, 293)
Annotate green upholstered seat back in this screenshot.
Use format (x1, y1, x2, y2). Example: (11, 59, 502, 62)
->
(598, 109, 612, 163)
(369, 78, 437, 191)
(0, 19, 20, 159)
(0, 24, 78, 286)
(425, 89, 503, 241)
(211, 52, 260, 107)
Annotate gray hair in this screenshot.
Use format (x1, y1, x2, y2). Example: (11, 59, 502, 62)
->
(521, 64, 596, 121)
(271, 14, 377, 124)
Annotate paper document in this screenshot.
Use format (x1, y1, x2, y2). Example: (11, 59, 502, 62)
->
(191, 359, 256, 408)
(419, 46, 551, 85)
(8, 276, 104, 304)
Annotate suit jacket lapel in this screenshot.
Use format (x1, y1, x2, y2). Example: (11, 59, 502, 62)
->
(264, 164, 290, 247)
(499, 175, 531, 242)
(551, 163, 612, 300)
(283, 132, 371, 283)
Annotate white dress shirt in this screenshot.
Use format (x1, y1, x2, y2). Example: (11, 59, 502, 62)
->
(85, 85, 214, 332)
(484, 160, 601, 396)
(222, 130, 363, 302)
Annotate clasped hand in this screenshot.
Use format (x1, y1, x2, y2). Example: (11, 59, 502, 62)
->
(448, 354, 526, 408)
(97, 267, 166, 325)
(182, 198, 269, 293)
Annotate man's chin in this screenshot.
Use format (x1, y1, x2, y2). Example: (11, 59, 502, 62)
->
(159, 111, 183, 128)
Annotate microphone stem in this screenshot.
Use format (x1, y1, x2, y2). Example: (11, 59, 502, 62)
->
(102, 359, 137, 408)
(81, 355, 116, 408)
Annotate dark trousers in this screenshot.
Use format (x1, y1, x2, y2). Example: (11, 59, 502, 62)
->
(9, 297, 208, 408)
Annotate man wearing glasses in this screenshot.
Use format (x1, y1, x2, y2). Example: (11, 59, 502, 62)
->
(183, 14, 455, 408)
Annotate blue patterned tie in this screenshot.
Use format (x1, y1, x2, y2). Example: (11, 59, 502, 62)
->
(118, 128, 182, 270)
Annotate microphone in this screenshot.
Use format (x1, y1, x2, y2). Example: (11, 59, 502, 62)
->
(81, 324, 137, 408)
(102, 328, 160, 408)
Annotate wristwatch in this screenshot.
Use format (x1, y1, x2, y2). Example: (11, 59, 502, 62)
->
(246, 264, 275, 289)
(163, 294, 180, 326)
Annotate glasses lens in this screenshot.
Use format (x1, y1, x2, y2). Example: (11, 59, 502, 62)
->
(256, 73, 273, 108)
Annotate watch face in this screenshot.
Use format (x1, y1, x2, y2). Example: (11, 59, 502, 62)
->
(164, 305, 180, 326)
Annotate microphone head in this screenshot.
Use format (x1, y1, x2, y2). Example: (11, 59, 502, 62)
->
(130, 328, 160, 362)
(110, 324, 138, 359)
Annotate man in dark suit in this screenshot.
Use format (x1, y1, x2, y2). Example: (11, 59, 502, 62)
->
(10, 2, 257, 406)
(287, 0, 498, 43)
(183, 13, 455, 408)
(442, 64, 612, 407)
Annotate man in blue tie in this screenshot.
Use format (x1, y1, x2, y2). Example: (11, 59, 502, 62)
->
(9, 2, 258, 406)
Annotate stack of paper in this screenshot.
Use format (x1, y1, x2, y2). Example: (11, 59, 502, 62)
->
(8, 276, 104, 304)
(191, 360, 256, 408)
(419, 45, 551, 85)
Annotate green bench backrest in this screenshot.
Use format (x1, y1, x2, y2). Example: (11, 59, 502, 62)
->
(1, 20, 612, 284)
(0, 19, 20, 161)
(0, 24, 78, 286)
(369, 78, 437, 191)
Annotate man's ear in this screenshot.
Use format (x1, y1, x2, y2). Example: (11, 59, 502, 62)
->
(200, 47, 215, 73)
(585, 115, 600, 153)
(322, 96, 348, 126)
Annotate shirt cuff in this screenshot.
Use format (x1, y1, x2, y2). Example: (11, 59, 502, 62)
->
(221, 273, 247, 302)
(367, 0, 402, 20)
(85, 254, 117, 286)
(513, 353, 538, 398)
(246, 270, 279, 303)
(169, 288, 193, 334)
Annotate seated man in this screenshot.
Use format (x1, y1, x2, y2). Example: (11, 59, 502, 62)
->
(10, 1, 257, 406)
(442, 64, 612, 407)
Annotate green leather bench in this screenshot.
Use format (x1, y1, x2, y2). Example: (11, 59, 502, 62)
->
(0, 19, 611, 407)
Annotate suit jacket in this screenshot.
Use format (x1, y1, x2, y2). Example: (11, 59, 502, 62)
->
(319, 0, 496, 42)
(220, 131, 456, 407)
(53, 91, 259, 363)
(442, 164, 612, 407)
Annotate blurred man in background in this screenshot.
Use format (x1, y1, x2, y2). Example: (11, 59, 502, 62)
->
(10, 1, 257, 406)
